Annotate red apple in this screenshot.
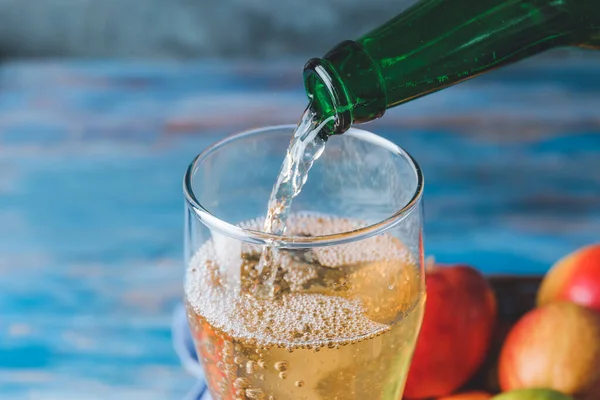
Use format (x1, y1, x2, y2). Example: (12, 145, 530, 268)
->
(537, 244, 600, 312)
(498, 301, 600, 400)
(438, 391, 492, 400)
(403, 263, 497, 398)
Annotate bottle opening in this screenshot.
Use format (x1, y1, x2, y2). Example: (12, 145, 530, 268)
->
(303, 58, 352, 135)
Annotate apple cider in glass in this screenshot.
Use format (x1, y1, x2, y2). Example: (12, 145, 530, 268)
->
(185, 214, 424, 400)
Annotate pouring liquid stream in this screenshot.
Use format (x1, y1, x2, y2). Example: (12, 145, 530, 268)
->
(248, 105, 335, 298)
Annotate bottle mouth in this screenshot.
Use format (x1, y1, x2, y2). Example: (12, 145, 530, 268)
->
(303, 58, 352, 135)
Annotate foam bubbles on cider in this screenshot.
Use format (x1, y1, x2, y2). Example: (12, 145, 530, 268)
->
(185, 214, 416, 348)
(238, 213, 412, 267)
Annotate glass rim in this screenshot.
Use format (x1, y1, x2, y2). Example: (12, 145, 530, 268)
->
(183, 124, 424, 248)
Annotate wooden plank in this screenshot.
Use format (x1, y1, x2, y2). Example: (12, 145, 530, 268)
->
(0, 58, 598, 398)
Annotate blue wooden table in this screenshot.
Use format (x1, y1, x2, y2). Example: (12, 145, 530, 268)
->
(0, 57, 599, 399)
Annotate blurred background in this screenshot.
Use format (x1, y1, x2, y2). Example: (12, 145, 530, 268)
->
(0, 1, 599, 399)
(0, 0, 412, 59)
(0, 0, 596, 60)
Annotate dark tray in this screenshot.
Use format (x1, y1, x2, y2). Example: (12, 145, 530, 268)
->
(464, 275, 544, 393)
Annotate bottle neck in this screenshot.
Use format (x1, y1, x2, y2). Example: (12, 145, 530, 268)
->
(304, 0, 598, 135)
(303, 41, 387, 135)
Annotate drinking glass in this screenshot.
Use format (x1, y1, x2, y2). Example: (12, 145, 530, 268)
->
(183, 124, 425, 400)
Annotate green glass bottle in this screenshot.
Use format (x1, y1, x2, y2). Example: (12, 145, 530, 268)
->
(303, 0, 600, 135)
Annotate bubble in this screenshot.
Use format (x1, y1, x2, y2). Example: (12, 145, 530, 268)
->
(295, 380, 305, 388)
(233, 377, 250, 390)
(274, 361, 288, 372)
(245, 388, 265, 400)
(206, 343, 215, 355)
(246, 360, 257, 374)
